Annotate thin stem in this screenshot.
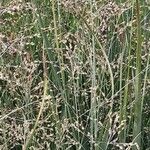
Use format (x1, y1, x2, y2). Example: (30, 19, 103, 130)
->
(23, 44, 48, 150)
(133, 0, 142, 149)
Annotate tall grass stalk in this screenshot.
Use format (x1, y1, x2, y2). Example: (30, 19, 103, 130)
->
(133, 0, 142, 149)
(119, 1, 135, 142)
(23, 44, 48, 150)
(89, 1, 97, 150)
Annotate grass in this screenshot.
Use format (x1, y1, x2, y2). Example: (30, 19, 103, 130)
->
(133, 0, 142, 149)
(0, 0, 150, 150)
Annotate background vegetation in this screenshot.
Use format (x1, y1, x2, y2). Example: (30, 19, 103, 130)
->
(0, 0, 149, 150)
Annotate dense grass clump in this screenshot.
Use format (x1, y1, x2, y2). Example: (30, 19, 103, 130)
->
(0, 0, 149, 150)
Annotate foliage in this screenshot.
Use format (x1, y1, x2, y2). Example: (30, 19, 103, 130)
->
(0, 0, 149, 150)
